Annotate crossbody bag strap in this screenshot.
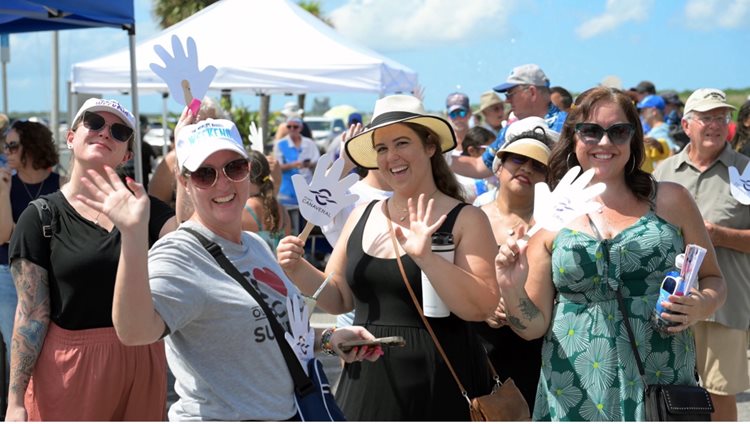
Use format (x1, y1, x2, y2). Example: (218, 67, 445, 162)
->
(383, 200, 474, 404)
(586, 215, 648, 384)
(180, 227, 315, 397)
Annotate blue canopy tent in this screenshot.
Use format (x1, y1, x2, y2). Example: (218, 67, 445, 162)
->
(0, 1, 146, 183)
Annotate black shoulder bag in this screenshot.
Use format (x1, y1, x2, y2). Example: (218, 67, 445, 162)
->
(181, 227, 346, 421)
(588, 215, 714, 421)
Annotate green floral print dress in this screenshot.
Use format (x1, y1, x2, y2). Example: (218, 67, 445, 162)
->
(533, 211, 698, 421)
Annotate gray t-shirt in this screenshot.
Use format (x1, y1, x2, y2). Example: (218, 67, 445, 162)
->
(149, 221, 302, 421)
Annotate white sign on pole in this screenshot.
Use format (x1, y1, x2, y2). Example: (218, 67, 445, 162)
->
(149, 35, 217, 107)
(729, 163, 750, 205)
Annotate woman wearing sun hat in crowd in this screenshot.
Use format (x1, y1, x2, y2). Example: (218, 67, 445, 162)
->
(477, 116, 557, 411)
(277, 94, 498, 420)
(0, 120, 62, 397)
(75, 111, 380, 420)
(6, 99, 178, 421)
(495, 86, 725, 420)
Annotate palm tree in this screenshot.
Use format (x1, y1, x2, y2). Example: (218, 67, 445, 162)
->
(152, 0, 218, 29)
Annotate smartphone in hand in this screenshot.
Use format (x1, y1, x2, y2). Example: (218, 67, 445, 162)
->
(338, 336, 406, 352)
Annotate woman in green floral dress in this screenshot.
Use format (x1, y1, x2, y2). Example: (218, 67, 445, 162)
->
(494, 87, 726, 421)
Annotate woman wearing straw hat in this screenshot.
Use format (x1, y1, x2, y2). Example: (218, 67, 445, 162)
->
(277, 94, 498, 420)
(477, 117, 557, 411)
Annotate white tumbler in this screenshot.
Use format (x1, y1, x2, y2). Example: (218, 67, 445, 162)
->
(421, 233, 454, 318)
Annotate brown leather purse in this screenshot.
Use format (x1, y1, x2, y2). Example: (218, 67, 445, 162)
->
(385, 206, 530, 421)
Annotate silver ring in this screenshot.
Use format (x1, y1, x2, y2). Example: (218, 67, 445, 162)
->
(507, 229, 515, 236)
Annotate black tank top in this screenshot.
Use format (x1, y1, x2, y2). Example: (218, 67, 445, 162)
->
(345, 200, 468, 327)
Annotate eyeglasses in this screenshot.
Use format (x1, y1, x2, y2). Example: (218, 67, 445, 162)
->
(81, 111, 134, 143)
(185, 158, 251, 189)
(575, 122, 635, 145)
(287, 124, 301, 130)
(448, 109, 468, 119)
(503, 153, 548, 174)
(505, 85, 529, 101)
(690, 114, 731, 126)
(2, 141, 20, 153)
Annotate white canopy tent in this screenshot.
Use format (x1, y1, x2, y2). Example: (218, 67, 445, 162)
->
(71, 0, 418, 97)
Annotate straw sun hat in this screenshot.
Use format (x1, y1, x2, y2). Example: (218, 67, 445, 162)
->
(345, 95, 457, 169)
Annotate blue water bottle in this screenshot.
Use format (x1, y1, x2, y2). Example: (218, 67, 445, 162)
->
(652, 254, 685, 332)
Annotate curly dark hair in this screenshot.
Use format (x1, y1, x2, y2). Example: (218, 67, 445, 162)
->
(402, 122, 465, 202)
(547, 86, 655, 203)
(732, 100, 750, 154)
(10, 120, 59, 170)
(248, 151, 282, 233)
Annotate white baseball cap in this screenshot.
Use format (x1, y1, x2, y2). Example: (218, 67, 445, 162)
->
(684, 88, 736, 115)
(176, 119, 248, 172)
(72, 98, 135, 130)
(493, 64, 550, 93)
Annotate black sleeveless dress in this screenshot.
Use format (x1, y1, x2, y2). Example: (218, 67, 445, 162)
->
(335, 201, 492, 421)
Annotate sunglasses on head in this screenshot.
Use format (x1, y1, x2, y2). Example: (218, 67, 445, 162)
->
(448, 109, 468, 119)
(503, 153, 548, 174)
(81, 111, 134, 143)
(575, 122, 634, 146)
(3, 141, 20, 153)
(186, 158, 251, 189)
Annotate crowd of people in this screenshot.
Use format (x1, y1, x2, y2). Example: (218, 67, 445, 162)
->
(0, 62, 748, 421)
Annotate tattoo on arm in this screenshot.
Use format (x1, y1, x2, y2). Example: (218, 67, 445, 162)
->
(9, 260, 50, 398)
(507, 297, 540, 331)
(518, 297, 541, 321)
(506, 314, 528, 331)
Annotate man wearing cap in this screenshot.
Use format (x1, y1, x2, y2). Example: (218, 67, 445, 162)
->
(638, 95, 676, 172)
(451, 64, 566, 179)
(474, 91, 505, 137)
(653, 88, 750, 421)
(445, 92, 472, 152)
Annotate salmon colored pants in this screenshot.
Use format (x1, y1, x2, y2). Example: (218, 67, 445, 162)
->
(25, 323, 167, 421)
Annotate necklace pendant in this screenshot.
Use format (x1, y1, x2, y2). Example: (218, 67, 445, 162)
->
(399, 216, 406, 222)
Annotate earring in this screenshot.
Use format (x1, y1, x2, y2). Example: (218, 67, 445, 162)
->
(67, 144, 73, 149)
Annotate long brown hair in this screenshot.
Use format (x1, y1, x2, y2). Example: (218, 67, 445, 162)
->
(10, 120, 59, 169)
(402, 122, 465, 202)
(547, 86, 655, 203)
(248, 151, 282, 233)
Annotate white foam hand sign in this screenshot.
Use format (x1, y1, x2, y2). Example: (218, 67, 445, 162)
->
(519, 166, 606, 246)
(150, 35, 217, 106)
(729, 163, 750, 205)
(248, 122, 264, 153)
(284, 295, 314, 372)
(292, 153, 359, 227)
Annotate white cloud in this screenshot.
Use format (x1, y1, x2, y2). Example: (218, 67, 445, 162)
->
(329, 0, 516, 51)
(575, 0, 653, 39)
(685, 0, 750, 30)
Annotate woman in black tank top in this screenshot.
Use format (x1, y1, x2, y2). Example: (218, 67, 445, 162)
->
(277, 95, 500, 420)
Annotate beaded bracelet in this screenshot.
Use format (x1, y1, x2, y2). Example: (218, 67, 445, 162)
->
(320, 326, 337, 356)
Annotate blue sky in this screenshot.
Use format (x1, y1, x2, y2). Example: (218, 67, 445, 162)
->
(3, 0, 749, 118)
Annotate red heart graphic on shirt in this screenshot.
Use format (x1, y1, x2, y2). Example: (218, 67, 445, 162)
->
(253, 267, 287, 296)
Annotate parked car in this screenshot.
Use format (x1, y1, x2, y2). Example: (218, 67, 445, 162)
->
(305, 116, 345, 153)
(143, 122, 172, 156)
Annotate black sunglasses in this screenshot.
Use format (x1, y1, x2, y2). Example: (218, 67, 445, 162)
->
(81, 111, 134, 143)
(186, 158, 251, 189)
(3, 141, 20, 153)
(287, 125, 301, 130)
(503, 153, 548, 174)
(575, 122, 634, 146)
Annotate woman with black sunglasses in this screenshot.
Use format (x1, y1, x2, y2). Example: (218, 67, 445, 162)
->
(0, 120, 61, 400)
(6, 99, 178, 421)
(494, 86, 725, 420)
(477, 117, 556, 412)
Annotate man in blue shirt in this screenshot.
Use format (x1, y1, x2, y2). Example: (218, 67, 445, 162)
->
(451, 64, 567, 179)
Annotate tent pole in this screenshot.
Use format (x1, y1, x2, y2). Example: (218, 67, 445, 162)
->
(260, 94, 270, 153)
(51, 31, 59, 144)
(161, 92, 169, 156)
(127, 26, 143, 184)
